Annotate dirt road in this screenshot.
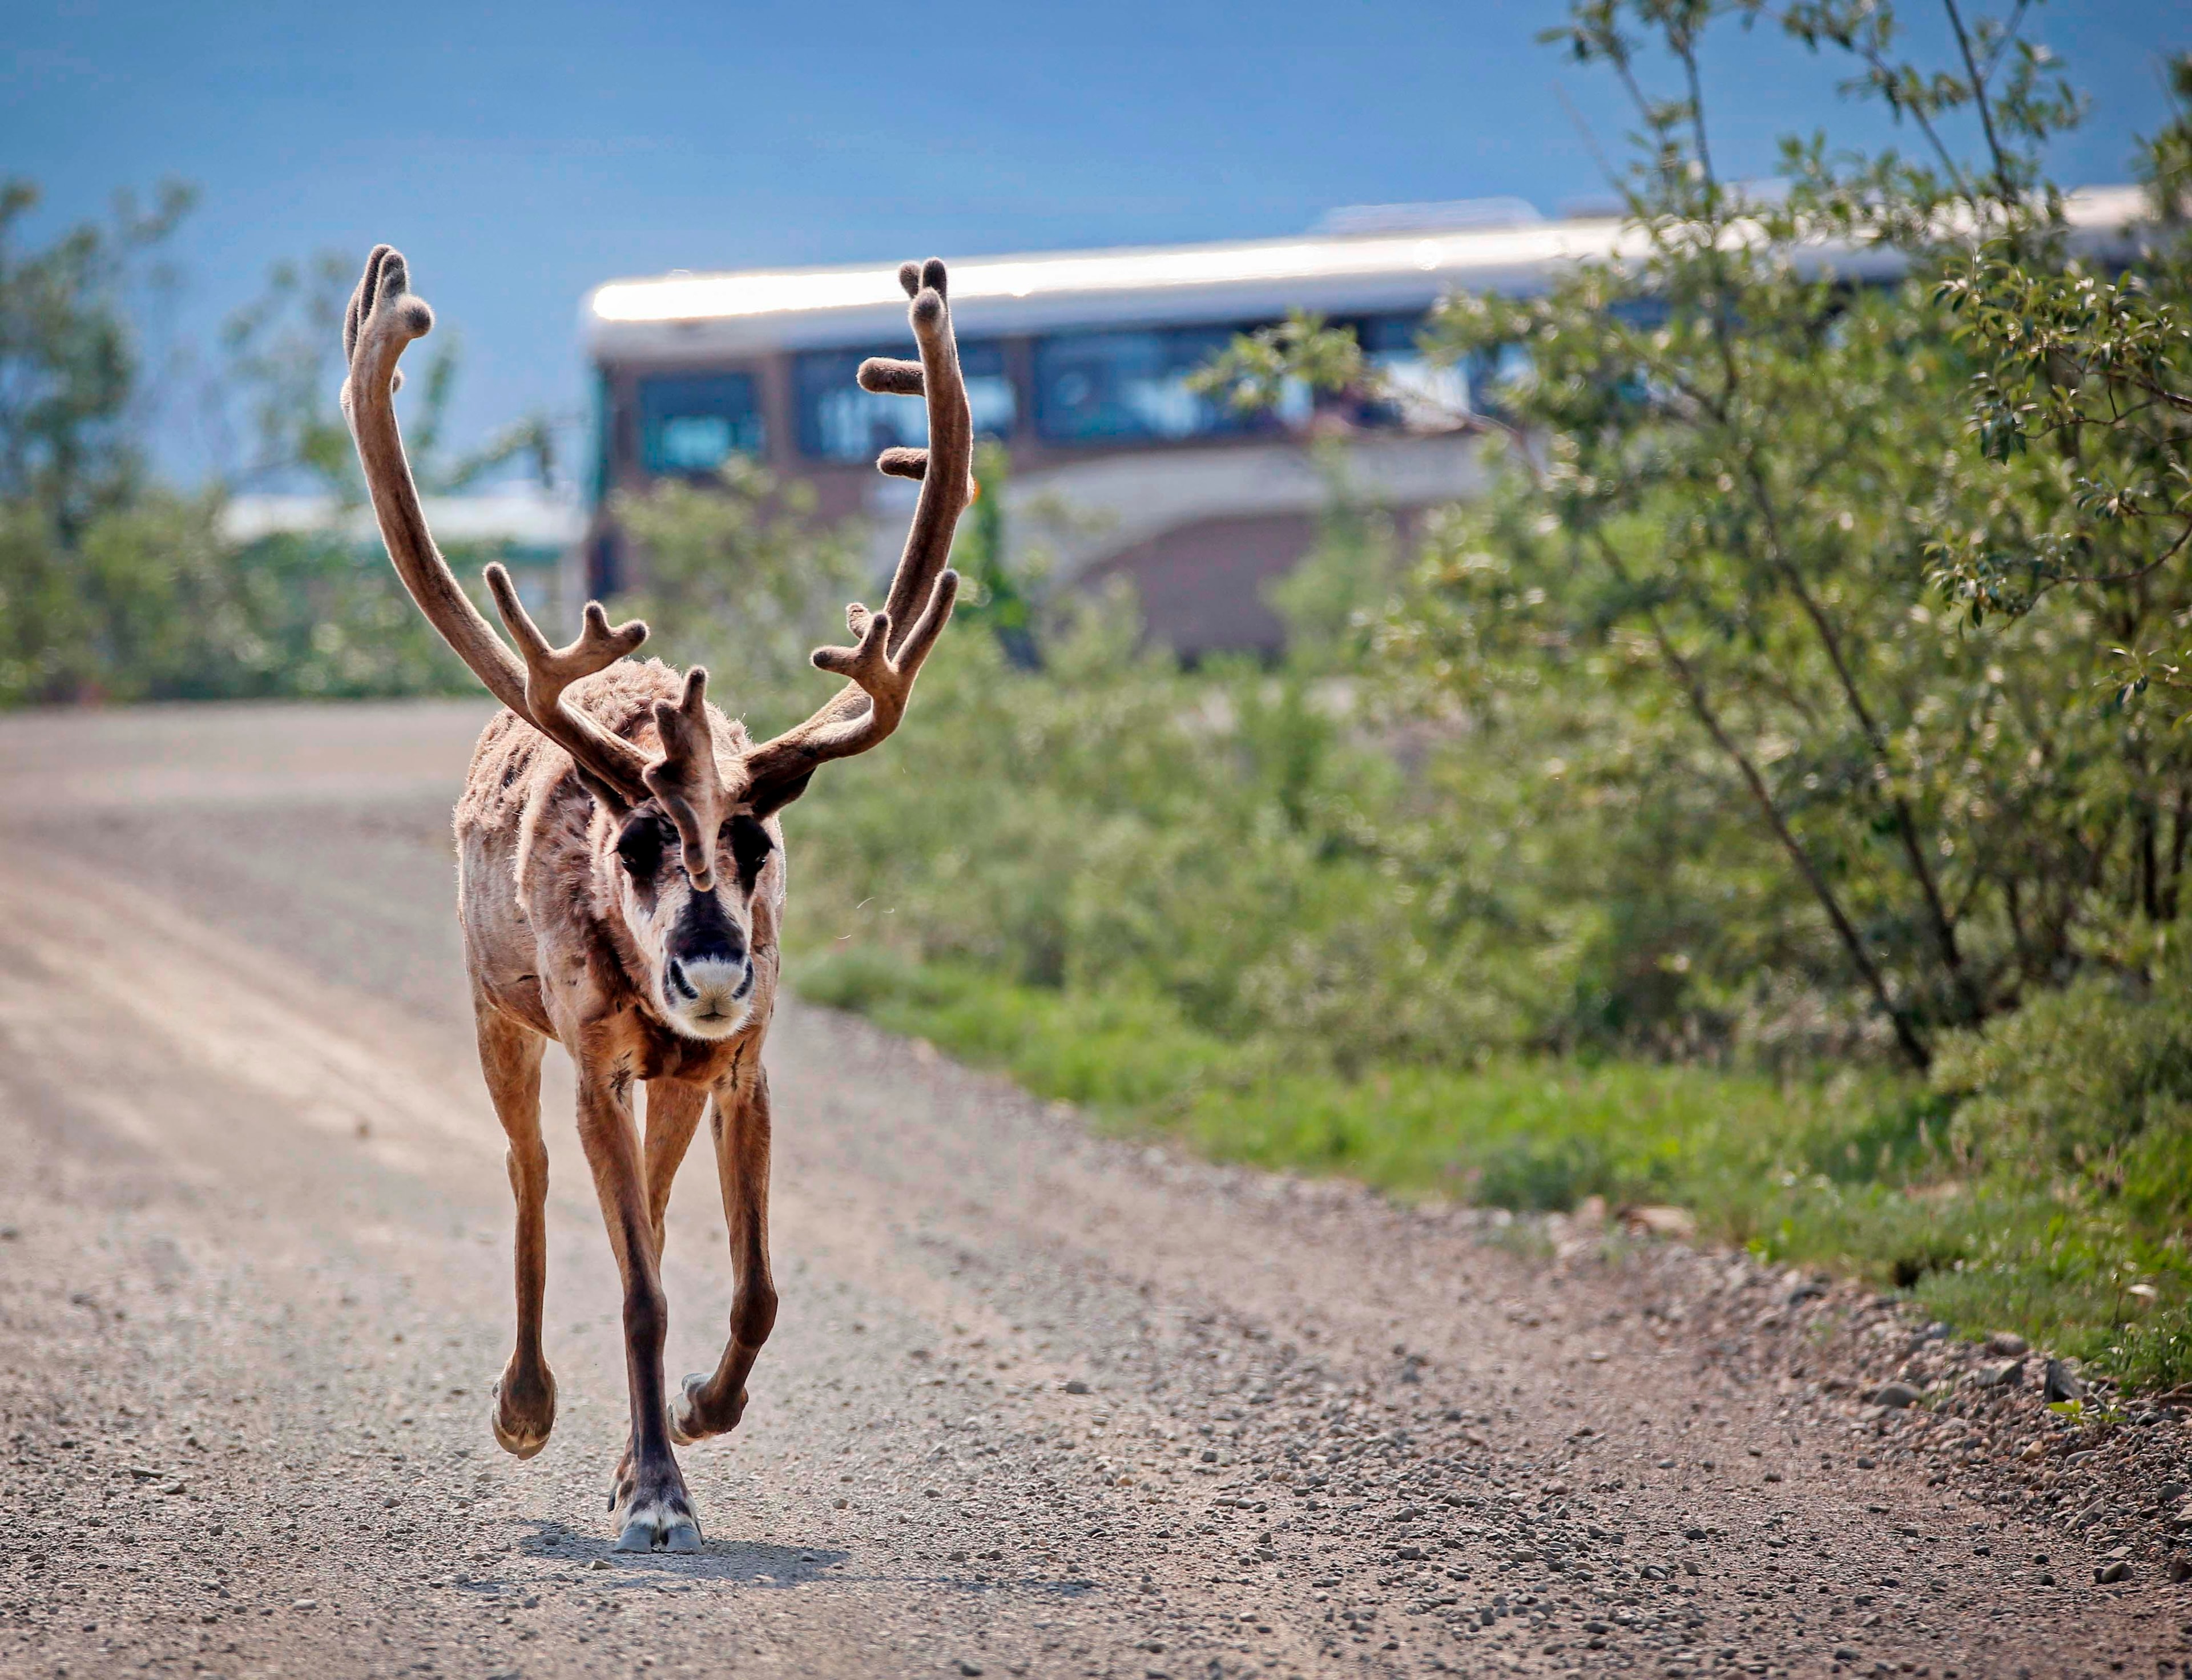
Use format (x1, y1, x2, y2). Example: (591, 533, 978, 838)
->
(0, 700, 2181, 1679)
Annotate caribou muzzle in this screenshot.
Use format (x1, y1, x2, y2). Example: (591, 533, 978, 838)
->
(664, 895, 754, 1033)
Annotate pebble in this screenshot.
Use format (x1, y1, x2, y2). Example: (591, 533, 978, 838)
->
(1986, 1332, 2030, 1356)
(1872, 1382, 1923, 1409)
(2044, 1359, 2084, 1403)
(2097, 1560, 2131, 1584)
(290, 1598, 317, 1611)
(1063, 1380, 1091, 1396)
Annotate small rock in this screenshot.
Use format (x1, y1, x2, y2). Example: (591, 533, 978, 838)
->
(2160, 1481, 2187, 1505)
(1986, 1332, 2030, 1356)
(290, 1598, 317, 1611)
(1872, 1382, 1923, 1409)
(1063, 1380, 1091, 1396)
(957, 1662, 984, 1677)
(2097, 1560, 2131, 1585)
(2167, 1554, 2192, 1584)
(588, 1559, 610, 1571)
(1974, 1359, 2026, 1390)
(2044, 1359, 2083, 1404)
(1835, 1650, 1862, 1665)
(1621, 1205, 1697, 1240)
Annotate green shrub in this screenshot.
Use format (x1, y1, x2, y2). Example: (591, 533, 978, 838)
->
(1934, 967, 2192, 1220)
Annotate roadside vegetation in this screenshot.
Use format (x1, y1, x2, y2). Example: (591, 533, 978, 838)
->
(7, 8, 2192, 1384)
(0, 192, 533, 704)
(781, 2, 2192, 1391)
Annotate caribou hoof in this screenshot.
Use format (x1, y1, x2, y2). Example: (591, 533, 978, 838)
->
(667, 1372, 748, 1447)
(615, 1514, 702, 1554)
(610, 1464, 700, 1553)
(488, 1367, 557, 1460)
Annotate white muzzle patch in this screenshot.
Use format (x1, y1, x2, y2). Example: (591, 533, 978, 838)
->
(664, 954, 755, 1039)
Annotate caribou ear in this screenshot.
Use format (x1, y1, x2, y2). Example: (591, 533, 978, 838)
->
(727, 813, 775, 893)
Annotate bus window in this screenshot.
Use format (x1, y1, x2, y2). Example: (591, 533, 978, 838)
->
(1360, 315, 1470, 426)
(638, 372, 766, 474)
(1033, 325, 1282, 445)
(793, 341, 1015, 463)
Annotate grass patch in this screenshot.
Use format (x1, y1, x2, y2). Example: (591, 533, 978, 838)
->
(793, 945, 2192, 1390)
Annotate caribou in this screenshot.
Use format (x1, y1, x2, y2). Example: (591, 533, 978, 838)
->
(340, 244, 970, 1551)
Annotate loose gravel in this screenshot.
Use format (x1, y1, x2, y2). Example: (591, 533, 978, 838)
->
(0, 700, 2185, 1678)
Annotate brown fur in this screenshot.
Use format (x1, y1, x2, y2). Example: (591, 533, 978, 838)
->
(338, 245, 970, 1552)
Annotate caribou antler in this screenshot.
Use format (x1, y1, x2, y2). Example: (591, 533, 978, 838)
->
(480, 566, 654, 808)
(344, 244, 965, 851)
(342, 245, 726, 872)
(739, 259, 971, 815)
(640, 668, 732, 891)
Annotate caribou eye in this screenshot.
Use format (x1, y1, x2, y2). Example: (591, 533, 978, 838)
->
(615, 813, 668, 876)
(727, 814, 774, 891)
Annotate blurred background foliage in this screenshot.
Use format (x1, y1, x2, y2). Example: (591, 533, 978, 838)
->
(8, 2, 2192, 1381)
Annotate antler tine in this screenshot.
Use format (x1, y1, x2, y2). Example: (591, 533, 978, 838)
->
(343, 247, 532, 723)
(738, 259, 973, 815)
(482, 565, 656, 807)
(873, 277, 972, 658)
(640, 668, 732, 891)
(857, 358, 924, 397)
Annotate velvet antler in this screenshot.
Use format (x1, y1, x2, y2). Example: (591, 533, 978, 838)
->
(342, 246, 725, 872)
(344, 244, 965, 851)
(739, 259, 972, 815)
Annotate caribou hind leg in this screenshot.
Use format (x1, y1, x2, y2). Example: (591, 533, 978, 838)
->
(476, 1001, 557, 1459)
(573, 1064, 700, 1553)
(669, 1063, 777, 1445)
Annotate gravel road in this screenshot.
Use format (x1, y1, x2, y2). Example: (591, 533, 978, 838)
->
(0, 699, 2184, 1680)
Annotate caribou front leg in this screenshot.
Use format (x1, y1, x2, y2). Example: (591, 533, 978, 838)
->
(573, 1060, 700, 1553)
(669, 1063, 777, 1445)
(476, 1001, 557, 1459)
(641, 1078, 708, 1264)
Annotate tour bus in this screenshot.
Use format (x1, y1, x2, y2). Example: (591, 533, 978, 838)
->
(581, 187, 2145, 654)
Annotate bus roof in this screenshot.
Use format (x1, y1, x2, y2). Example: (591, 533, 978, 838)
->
(584, 184, 2146, 363)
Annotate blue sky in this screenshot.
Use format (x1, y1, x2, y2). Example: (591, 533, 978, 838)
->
(5, 0, 2181, 479)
